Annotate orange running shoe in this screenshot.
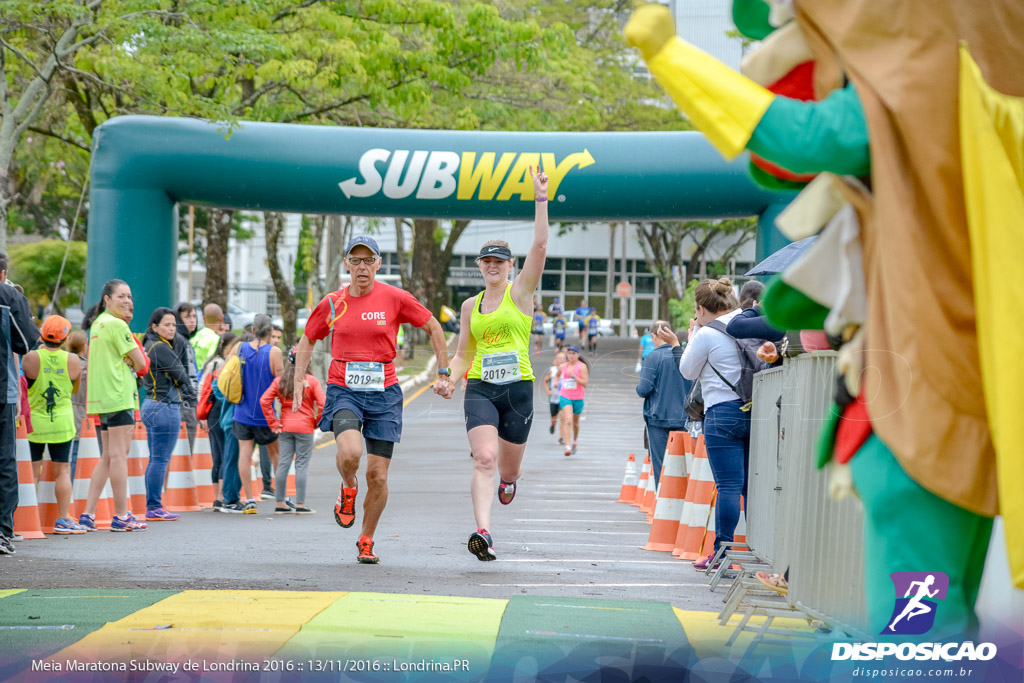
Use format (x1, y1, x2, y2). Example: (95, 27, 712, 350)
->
(334, 486, 357, 528)
(356, 535, 379, 564)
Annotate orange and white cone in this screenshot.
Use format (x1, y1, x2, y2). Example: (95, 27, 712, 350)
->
(36, 460, 61, 533)
(163, 423, 201, 512)
(70, 419, 114, 529)
(642, 432, 689, 551)
(675, 435, 716, 561)
(642, 464, 659, 520)
(127, 421, 148, 515)
(192, 427, 215, 508)
(616, 453, 639, 503)
(13, 423, 45, 539)
(631, 455, 650, 508)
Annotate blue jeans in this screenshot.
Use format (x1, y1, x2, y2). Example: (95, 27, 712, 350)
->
(141, 399, 182, 510)
(218, 404, 241, 505)
(703, 400, 751, 553)
(645, 423, 672, 488)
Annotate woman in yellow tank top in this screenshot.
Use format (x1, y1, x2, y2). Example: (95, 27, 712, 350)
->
(444, 167, 548, 561)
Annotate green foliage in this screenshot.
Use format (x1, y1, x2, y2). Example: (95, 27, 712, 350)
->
(8, 240, 87, 311)
(667, 280, 700, 330)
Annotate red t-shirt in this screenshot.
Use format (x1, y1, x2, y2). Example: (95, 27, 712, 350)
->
(304, 283, 433, 388)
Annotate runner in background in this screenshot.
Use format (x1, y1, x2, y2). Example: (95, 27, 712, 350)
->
(542, 352, 566, 437)
(637, 326, 656, 372)
(585, 310, 601, 354)
(558, 345, 589, 456)
(292, 236, 452, 564)
(547, 296, 564, 319)
(552, 312, 567, 352)
(574, 299, 591, 341)
(443, 166, 548, 561)
(531, 306, 546, 355)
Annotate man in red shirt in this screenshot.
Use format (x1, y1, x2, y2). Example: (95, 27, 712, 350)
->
(293, 236, 452, 564)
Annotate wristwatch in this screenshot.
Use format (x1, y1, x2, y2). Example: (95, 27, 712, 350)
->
(437, 367, 452, 377)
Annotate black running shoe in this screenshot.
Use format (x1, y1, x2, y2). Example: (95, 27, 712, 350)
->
(468, 529, 496, 561)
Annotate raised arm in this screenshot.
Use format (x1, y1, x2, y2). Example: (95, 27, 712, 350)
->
(292, 335, 315, 410)
(511, 166, 549, 312)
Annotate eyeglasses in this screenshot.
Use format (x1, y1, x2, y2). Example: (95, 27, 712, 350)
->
(347, 256, 378, 265)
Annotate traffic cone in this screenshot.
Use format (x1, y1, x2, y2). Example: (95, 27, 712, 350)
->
(13, 423, 45, 539)
(642, 431, 689, 551)
(616, 453, 639, 503)
(734, 498, 747, 545)
(192, 427, 215, 508)
(70, 418, 114, 529)
(697, 490, 717, 560)
(36, 460, 60, 533)
(127, 421, 148, 515)
(163, 423, 201, 512)
(675, 435, 716, 561)
(642, 464, 659, 520)
(631, 455, 650, 507)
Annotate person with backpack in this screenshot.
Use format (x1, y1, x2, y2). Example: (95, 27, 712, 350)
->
(658, 277, 764, 571)
(260, 347, 325, 515)
(197, 332, 238, 510)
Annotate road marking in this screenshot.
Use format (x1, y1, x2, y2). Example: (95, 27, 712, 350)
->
(513, 519, 650, 524)
(517, 509, 641, 514)
(501, 542, 632, 547)
(314, 382, 433, 450)
(511, 530, 649, 535)
(495, 559, 682, 564)
(525, 630, 664, 644)
(479, 583, 707, 588)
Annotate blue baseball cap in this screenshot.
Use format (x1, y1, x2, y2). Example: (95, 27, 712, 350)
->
(567, 345, 580, 353)
(345, 235, 380, 256)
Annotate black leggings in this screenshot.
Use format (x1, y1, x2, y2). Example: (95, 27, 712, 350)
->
(463, 379, 534, 444)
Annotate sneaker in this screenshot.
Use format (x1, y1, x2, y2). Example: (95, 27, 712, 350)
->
(468, 529, 496, 561)
(498, 479, 517, 505)
(274, 505, 294, 514)
(0, 535, 14, 555)
(220, 501, 244, 514)
(692, 553, 720, 572)
(356, 536, 379, 564)
(242, 501, 258, 515)
(53, 518, 86, 535)
(110, 513, 147, 532)
(564, 446, 572, 457)
(558, 437, 564, 445)
(571, 441, 578, 454)
(334, 486, 357, 528)
(146, 508, 180, 521)
(10, 534, 23, 542)
(211, 500, 223, 511)
(78, 513, 98, 531)
(549, 423, 555, 435)
(284, 499, 297, 511)
(260, 490, 275, 500)
(294, 504, 316, 514)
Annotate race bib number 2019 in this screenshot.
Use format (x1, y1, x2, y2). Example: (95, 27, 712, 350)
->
(481, 351, 521, 385)
(345, 362, 385, 391)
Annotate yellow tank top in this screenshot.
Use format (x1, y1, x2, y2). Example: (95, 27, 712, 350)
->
(468, 284, 535, 382)
(28, 348, 76, 444)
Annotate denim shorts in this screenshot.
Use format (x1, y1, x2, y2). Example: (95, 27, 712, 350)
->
(319, 383, 403, 443)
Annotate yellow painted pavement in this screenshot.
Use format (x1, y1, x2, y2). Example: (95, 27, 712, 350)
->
(0, 589, 26, 600)
(49, 590, 345, 666)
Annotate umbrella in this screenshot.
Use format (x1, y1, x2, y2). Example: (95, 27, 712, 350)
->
(744, 236, 817, 276)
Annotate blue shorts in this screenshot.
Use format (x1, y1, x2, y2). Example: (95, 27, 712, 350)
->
(559, 396, 585, 415)
(319, 383, 404, 443)
(555, 333, 565, 340)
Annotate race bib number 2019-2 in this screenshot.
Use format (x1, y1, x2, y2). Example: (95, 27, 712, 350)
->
(481, 351, 521, 385)
(345, 361, 385, 391)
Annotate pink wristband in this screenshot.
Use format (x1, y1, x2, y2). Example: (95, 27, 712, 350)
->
(535, 196, 548, 202)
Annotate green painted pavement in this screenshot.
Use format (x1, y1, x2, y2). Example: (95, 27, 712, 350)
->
(0, 589, 177, 680)
(487, 596, 693, 680)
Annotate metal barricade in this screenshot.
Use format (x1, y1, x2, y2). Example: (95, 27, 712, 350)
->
(746, 366, 786, 563)
(746, 352, 869, 635)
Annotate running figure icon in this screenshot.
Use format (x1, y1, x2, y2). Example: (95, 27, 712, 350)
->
(887, 574, 939, 632)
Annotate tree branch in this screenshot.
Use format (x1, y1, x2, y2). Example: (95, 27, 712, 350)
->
(26, 125, 90, 152)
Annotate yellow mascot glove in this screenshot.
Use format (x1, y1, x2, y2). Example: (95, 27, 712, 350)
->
(625, 3, 776, 159)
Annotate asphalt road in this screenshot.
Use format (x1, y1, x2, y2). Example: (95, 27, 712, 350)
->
(2, 338, 723, 614)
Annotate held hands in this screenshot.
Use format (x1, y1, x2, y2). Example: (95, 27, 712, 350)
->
(433, 375, 454, 399)
(529, 165, 548, 201)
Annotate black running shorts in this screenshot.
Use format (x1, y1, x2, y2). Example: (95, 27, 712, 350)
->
(464, 379, 534, 444)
